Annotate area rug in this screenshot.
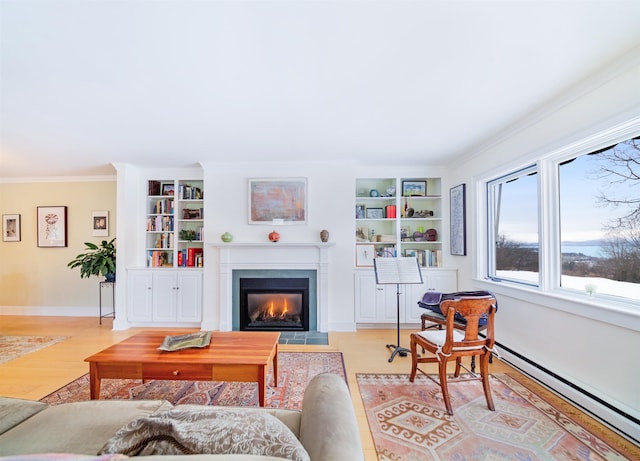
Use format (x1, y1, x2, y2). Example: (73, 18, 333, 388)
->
(41, 351, 346, 410)
(0, 335, 68, 365)
(357, 373, 639, 461)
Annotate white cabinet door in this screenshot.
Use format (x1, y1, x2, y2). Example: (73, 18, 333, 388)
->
(355, 271, 407, 323)
(177, 271, 202, 322)
(153, 271, 178, 322)
(355, 272, 378, 323)
(128, 270, 153, 322)
(405, 269, 458, 323)
(128, 269, 203, 324)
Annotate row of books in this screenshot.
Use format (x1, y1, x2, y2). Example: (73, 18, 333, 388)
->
(150, 198, 174, 215)
(177, 248, 204, 267)
(147, 216, 174, 231)
(147, 250, 173, 267)
(179, 184, 203, 200)
(152, 233, 174, 249)
(375, 246, 442, 267)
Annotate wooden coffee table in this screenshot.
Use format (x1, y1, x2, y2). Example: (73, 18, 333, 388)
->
(85, 330, 279, 406)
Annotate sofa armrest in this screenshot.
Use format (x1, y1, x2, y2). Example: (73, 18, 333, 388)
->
(299, 373, 364, 461)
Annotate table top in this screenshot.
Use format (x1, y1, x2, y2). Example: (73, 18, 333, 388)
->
(85, 330, 280, 366)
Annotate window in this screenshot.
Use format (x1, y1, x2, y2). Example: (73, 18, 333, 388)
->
(484, 128, 639, 305)
(487, 166, 539, 286)
(558, 137, 640, 300)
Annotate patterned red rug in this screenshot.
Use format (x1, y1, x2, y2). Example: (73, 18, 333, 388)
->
(0, 335, 68, 365)
(357, 373, 639, 461)
(41, 352, 345, 410)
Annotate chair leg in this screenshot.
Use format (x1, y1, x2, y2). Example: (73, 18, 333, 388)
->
(438, 358, 453, 415)
(454, 356, 462, 377)
(409, 336, 418, 382)
(480, 352, 495, 411)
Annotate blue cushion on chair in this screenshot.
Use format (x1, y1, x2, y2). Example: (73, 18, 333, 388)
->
(418, 290, 497, 326)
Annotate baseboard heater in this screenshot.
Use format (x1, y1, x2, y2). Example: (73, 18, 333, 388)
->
(494, 340, 639, 445)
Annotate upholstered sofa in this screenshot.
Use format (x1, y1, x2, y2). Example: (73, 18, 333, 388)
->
(0, 373, 363, 461)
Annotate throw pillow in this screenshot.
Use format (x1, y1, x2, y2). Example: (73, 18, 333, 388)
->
(98, 406, 310, 461)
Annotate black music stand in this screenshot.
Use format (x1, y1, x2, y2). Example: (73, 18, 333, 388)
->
(373, 257, 424, 362)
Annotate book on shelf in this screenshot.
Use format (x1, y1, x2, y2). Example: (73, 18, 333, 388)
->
(148, 180, 161, 196)
(187, 247, 203, 267)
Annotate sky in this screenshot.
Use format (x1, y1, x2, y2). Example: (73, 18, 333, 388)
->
(498, 144, 637, 244)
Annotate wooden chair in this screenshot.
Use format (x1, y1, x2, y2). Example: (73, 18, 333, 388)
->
(409, 296, 497, 415)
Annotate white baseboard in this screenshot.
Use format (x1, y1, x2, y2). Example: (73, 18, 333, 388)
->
(497, 346, 640, 444)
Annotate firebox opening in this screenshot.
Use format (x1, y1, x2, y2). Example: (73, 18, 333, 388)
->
(240, 278, 309, 331)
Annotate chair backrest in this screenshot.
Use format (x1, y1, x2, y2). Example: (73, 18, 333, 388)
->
(439, 297, 497, 352)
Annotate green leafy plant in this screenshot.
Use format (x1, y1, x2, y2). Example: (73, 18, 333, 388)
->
(179, 229, 197, 242)
(68, 238, 116, 280)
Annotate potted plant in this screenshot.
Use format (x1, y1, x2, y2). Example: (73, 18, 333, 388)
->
(68, 238, 116, 281)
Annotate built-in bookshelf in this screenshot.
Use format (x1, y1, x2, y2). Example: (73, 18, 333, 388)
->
(355, 177, 443, 267)
(146, 179, 204, 268)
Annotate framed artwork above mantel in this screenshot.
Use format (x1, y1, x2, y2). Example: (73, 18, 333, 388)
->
(248, 178, 307, 225)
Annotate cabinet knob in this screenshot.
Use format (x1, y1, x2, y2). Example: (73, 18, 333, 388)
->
(172, 370, 180, 376)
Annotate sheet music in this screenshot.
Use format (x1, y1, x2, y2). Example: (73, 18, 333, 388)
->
(373, 257, 423, 284)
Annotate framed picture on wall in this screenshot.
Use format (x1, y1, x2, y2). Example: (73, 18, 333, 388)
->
(92, 211, 109, 237)
(356, 244, 376, 267)
(450, 184, 466, 255)
(248, 178, 307, 224)
(37, 206, 68, 247)
(2, 214, 21, 242)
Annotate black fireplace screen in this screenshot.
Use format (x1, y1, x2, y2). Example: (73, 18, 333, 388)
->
(240, 278, 309, 331)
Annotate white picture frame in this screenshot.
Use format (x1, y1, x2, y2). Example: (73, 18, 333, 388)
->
(356, 244, 376, 267)
(248, 178, 307, 225)
(3, 214, 21, 242)
(92, 211, 109, 237)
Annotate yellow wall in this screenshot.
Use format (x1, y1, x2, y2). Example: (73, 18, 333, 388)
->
(0, 180, 116, 312)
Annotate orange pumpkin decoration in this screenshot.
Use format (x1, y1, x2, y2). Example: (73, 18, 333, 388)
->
(268, 230, 280, 242)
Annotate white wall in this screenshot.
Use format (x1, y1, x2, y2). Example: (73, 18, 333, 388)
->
(447, 51, 640, 439)
(201, 161, 357, 331)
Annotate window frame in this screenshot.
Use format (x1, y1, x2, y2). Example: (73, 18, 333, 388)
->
(475, 117, 640, 331)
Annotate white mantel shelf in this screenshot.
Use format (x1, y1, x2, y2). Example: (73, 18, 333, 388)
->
(208, 242, 335, 332)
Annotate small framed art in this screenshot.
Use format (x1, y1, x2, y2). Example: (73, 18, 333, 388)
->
(92, 211, 109, 237)
(402, 180, 427, 197)
(366, 208, 384, 219)
(450, 184, 467, 256)
(356, 244, 376, 267)
(37, 206, 67, 247)
(2, 214, 20, 242)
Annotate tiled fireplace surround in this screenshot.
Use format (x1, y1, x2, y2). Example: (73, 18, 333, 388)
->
(210, 243, 334, 332)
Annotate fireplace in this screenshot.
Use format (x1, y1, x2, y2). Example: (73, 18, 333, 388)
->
(239, 277, 309, 331)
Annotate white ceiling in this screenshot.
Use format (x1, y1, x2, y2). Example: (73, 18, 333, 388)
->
(1, 0, 640, 179)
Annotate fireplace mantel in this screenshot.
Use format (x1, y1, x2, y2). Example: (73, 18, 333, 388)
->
(209, 242, 335, 332)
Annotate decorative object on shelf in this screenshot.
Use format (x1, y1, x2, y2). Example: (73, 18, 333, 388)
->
(369, 189, 380, 197)
(2, 214, 20, 242)
(413, 231, 427, 242)
(249, 178, 307, 224)
(450, 183, 467, 255)
(426, 228, 438, 241)
(221, 231, 233, 243)
(366, 208, 384, 219)
(37, 206, 68, 247)
(356, 243, 376, 267)
(161, 183, 175, 196)
(355, 204, 365, 219)
(68, 238, 116, 281)
(320, 229, 329, 242)
(268, 230, 280, 242)
(386, 186, 396, 197)
(402, 180, 427, 197)
(179, 229, 197, 242)
(413, 210, 434, 218)
(91, 211, 109, 237)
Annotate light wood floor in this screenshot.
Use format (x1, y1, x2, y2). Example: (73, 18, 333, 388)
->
(0, 316, 515, 461)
